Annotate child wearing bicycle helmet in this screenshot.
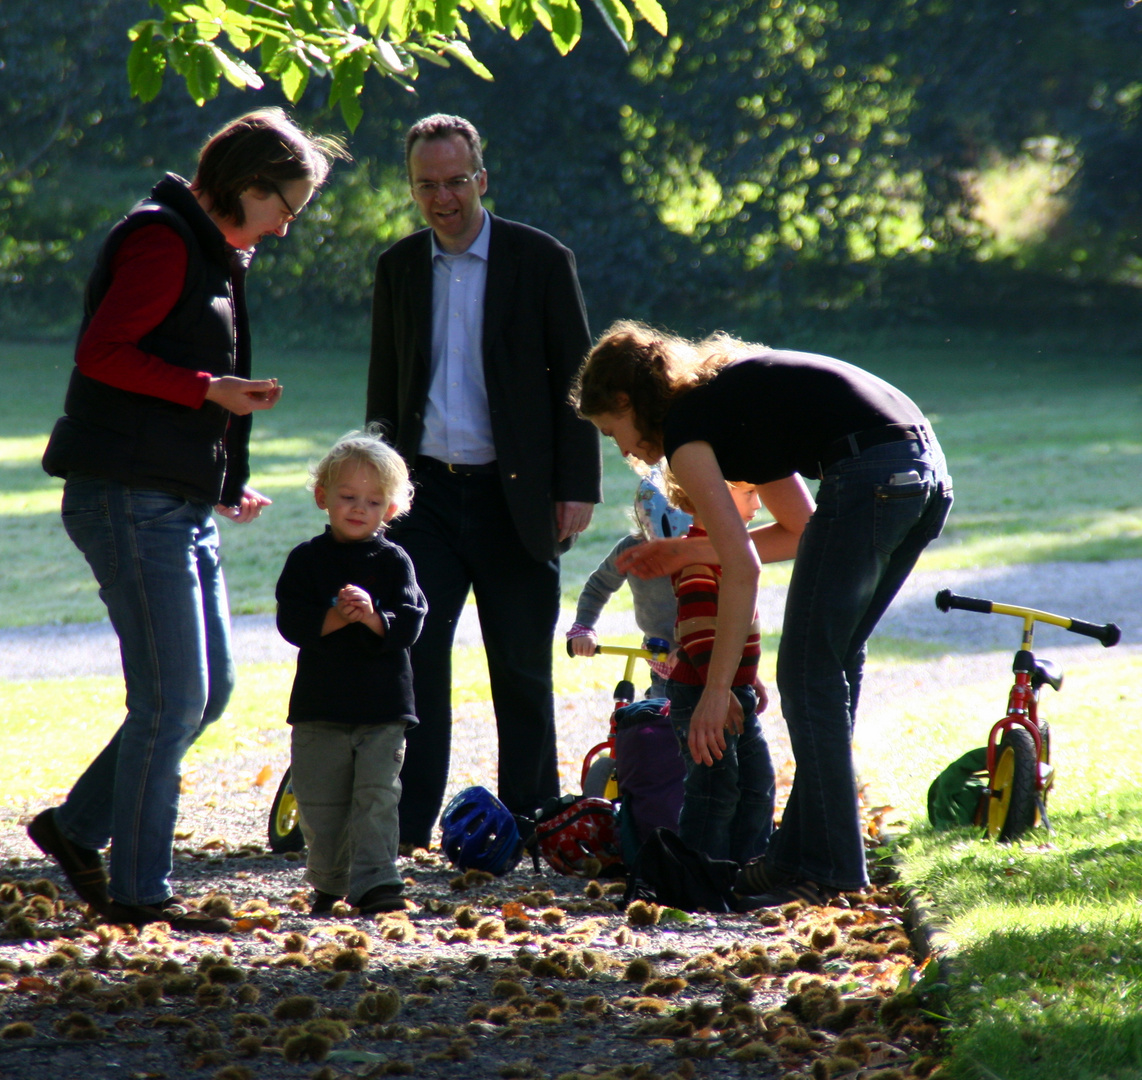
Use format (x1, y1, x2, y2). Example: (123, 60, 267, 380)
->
(275, 427, 427, 916)
(666, 481, 775, 865)
(566, 467, 691, 696)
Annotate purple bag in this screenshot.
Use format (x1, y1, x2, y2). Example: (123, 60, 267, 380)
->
(613, 698, 685, 851)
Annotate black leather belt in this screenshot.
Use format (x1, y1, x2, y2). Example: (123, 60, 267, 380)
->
(818, 423, 927, 476)
(415, 455, 498, 477)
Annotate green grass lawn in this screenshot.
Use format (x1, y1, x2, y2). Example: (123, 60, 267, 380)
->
(2, 329, 1140, 628)
(2, 328, 1140, 1079)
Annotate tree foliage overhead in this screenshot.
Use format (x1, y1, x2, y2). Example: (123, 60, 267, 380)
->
(126, 0, 667, 129)
(3, 0, 1140, 340)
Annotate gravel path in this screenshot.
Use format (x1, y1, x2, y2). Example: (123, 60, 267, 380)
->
(0, 561, 1134, 1079)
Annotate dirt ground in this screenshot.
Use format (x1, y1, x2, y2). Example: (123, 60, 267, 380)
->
(0, 558, 1135, 1079)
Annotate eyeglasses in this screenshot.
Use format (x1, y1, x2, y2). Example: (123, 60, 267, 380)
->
(412, 174, 481, 197)
(262, 178, 301, 222)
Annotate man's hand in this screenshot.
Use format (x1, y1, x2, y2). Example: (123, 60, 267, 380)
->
(205, 376, 282, 415)
(556, 500, 593, 543)
(216, 487, 272, 523)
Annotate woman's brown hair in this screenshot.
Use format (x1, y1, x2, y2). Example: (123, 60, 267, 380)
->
(194, 107, 348, 226)
(572, 320, 748, 447)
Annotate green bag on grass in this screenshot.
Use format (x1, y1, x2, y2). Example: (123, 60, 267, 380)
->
(927, 747, 989, 829)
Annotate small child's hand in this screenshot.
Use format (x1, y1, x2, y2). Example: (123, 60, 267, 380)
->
(568, 632, 598, 657)
(336, 584, 374, 622)
(753, 676, 769, 715)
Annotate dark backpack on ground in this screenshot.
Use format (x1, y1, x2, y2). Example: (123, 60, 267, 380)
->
(927, 747, 989, 829)
(630, 827, 747, 913)
(612, 698, 685, 864)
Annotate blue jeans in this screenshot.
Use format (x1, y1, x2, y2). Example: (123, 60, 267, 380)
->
(53, 476, 234, 905)
(766, 433, 953, 890)
(668, 681, 775, 864)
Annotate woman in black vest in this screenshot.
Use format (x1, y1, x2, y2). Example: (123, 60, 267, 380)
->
(33, 109, 343, 931)
(574, 321, 952, 907)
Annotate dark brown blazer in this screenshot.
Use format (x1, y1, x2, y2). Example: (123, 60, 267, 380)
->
(366, 213, 602, 563)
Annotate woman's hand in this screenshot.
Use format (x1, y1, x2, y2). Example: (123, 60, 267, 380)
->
(205, 376, 282, 415)
(615, 536, 699, 579)
(216, 487, 272, 523)
(687, 687, 745, 765)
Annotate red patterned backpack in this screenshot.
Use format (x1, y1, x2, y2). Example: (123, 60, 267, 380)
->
(532, 795, 625, 878)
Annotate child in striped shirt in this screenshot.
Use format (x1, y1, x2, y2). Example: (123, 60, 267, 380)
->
(666, 481, 775, 864)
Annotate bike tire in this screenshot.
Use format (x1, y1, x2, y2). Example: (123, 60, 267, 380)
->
(987, 727, 1037, 842)
(268, 767, 305, 853)
(583, 754, 618, 800)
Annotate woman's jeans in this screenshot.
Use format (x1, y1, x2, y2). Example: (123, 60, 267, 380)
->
(668, 681, 775, 864)
(53, 476, 234, 905)
(765, 432, 953, 891)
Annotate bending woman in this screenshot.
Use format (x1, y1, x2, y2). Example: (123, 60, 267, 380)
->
(573, 322, 952, 905)
(33, 109, 343, 931)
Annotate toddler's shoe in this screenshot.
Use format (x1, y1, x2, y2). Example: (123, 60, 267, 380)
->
(355, 883, 406, 915)
(310, 891, 343, 916)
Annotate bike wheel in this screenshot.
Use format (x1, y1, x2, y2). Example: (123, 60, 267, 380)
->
(583, 754, 618, 800)
(987, 727, 1037, 842)
(268, 767, 305, 853)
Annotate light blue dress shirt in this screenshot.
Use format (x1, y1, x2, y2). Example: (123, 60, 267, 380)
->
(419, 212, 495, 465)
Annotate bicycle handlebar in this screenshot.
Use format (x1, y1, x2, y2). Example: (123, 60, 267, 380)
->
(565, 641, 669, 661)
(935, 589, 1121, 647)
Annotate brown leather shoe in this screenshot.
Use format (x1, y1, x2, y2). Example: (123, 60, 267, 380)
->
(99, 896, 232, 934)
(27, 808, 110, 908)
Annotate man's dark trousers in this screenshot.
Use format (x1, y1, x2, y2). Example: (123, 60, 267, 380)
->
(389, 457, 561, 848)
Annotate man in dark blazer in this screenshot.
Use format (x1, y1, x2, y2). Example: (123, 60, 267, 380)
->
(366, 114, 602, 849)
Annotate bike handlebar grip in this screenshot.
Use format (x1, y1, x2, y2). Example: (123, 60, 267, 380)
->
(1067, 618, 1121, 647)
(566, 639, 599, 657)
(935, 589, 993, 614)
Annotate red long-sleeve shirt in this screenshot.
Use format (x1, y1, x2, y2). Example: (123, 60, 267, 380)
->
(75, 224, 213, 407)
(669, 524, 761, 687)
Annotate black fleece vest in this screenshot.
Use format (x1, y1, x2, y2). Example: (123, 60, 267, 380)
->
(42, 174, 252, 505)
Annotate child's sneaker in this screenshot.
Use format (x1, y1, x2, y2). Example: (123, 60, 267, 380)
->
(355, 883, 406, 915)
(309, 891, 343, 916)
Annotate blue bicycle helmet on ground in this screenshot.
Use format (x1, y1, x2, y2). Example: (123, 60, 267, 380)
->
(634, 466, 691, 541)
(440, 786, 524, 876)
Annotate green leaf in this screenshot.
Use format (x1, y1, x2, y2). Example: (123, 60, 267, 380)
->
(359, 0, 388, 37)
(630, 0, 666, 36)
(386, 0, 410, 38)
(433, 0, 457, 35)
(589, 0, 633, 48)
(127, 32, 167, 102)
(376, 37, 413, 74)
(466, 0, 503, 29)
(207, 42, 265, 89)
(439, 37, 493, 79)
(191, 40, 223, 101)
(280, 52, 311, 101)
(542, 0, 582, 54)
(329, 47, 369, 131)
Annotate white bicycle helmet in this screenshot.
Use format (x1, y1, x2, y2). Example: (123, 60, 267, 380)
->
(633, 467, 691, 540)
